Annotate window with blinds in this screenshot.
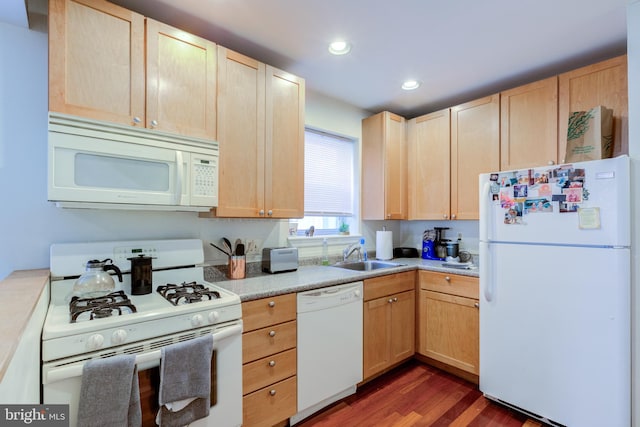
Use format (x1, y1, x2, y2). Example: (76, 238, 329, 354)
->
(291, 128, 355, 236)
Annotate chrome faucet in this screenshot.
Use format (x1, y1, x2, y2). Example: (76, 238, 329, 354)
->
(343, 242, 362, 262)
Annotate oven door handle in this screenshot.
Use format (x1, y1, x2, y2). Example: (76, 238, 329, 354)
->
(44, 323, 242, 384)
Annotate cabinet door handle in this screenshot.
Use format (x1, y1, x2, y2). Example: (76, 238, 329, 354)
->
(132, 116, 141, 125)
(445, 276, 451, 282)
(393, 297, 398, 302)
(451, 214, 457, 220)
(269, 389, 277, 396)
(267, 210, 273, 216)
(259, 209, 265, 216)
(269, 330, 276, 337)
(269, 360, 276, 367)
(268, 301, 276, 308)
(443, 214, 448, 219)
(150, 119, 158, 128)
(474, 302, 479, 309)
(548, 160, 555, 165)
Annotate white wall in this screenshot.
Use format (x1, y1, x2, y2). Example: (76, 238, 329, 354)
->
(627, 1, 639, 425)
(0, 22, 370, 280)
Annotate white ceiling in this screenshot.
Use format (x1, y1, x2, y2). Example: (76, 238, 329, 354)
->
(33, 0, 633, 118)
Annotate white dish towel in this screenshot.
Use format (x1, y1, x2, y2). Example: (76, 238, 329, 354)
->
(156, 335, 214, 427)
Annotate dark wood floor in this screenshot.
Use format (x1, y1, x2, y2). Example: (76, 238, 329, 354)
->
(296, 360, 543, 427)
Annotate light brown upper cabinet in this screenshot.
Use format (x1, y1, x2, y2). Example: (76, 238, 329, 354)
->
(145, 19, 216, 139)
(450, 94, 500, 220)
(558, 55, 628, 162)
(49, 0, 217, 140)
(214, 47, 305, 218)
(407, 109, 451, 220)
(500, 76, 558, 170)
(362, 111, 407, 220)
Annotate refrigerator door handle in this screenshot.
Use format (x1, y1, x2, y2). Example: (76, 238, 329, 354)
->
(479, 181, 491, 242)
(480, 241, 493, 302)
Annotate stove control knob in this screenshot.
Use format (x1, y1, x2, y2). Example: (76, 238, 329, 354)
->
(191, 314, 205, 327)
(208, 311, 220, 323)
(87, 334, 104, 350)
(112, 329, 128, 345)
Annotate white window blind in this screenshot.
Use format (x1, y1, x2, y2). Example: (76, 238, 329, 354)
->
(304, 129, 354, 216)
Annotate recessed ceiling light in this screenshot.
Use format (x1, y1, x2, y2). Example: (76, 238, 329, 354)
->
(401, 80, 421, 90)
(328, 40, 351, 55)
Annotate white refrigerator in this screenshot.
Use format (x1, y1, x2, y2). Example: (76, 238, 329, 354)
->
(478, 155, 630, 427)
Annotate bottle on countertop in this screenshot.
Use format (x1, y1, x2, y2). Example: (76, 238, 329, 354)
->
(360, 238, 368, 261)
(322, 238, 329, 265)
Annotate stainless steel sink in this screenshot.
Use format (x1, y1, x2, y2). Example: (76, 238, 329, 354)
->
(331, 260, 404, 271)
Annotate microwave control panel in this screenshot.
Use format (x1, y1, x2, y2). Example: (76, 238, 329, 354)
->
(191, 155, 218, 206)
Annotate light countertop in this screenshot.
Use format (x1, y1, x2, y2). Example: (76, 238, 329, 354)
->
(209, 258, 479, 301)
(0, 269, 49, 383)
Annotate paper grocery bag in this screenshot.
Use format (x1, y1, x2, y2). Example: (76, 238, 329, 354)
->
(565, 105, 613, 162)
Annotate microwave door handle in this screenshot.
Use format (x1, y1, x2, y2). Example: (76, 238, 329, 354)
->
(175, 150, 184, 205)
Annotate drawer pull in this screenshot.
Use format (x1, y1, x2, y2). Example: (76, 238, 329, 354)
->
(445, 276, 451, 282)
(269, 360, 276, 367)
(268, 301, 276, 308)
(269, 389, 277, 396)
(269, 330, 276, 337)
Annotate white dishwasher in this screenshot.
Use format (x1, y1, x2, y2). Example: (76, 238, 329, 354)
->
(290, 281, 363, 425)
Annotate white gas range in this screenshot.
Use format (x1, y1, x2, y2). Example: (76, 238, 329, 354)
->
(42, 239, 243, 427)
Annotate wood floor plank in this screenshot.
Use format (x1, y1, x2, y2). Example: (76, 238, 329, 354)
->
(390, 411, 423, 427)
(448, 395, 490, 427)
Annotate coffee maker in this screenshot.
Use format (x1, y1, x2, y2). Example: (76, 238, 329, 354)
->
(433, 227, 450, 259)
(422, 228, 449, 260)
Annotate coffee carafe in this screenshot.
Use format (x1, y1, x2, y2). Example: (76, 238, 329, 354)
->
(128, 254, 154, 295)
(73, 258, 123, 297)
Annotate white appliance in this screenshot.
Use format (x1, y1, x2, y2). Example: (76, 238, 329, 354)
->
(42, 239, 242, 427)
(48, 112, 219, 211)
(290, 281, 363, 425)
(479, 155, 630, 427)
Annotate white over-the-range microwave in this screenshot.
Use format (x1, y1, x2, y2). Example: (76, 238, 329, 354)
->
(48, 112, 218, 211)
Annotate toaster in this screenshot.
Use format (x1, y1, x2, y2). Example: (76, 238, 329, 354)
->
(262, 247, 298, 273)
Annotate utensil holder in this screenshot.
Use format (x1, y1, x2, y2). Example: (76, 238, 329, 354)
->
(228, 255, 246, 279)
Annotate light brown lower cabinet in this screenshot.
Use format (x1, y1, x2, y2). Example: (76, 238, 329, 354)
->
(417, 271, 479, 379)
(363, 271, 415, 380)
(241, 293, 297, 427)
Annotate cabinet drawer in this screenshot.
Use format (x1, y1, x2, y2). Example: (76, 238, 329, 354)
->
(243, 348, 297, 395)
(243, 320, 297, 364)
(242, 293, 296, 332)
(419, 270, 478, 299)
(364, 271, 415, 301)
(243, 376, 297, 427)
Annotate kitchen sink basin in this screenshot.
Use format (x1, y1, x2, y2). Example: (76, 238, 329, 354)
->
(331, 260, 405, 271)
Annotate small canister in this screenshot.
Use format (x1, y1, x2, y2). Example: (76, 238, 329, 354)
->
(128, 254, 154, 295)
(228, 255, 246, 279)
(446, 242, 459, 258)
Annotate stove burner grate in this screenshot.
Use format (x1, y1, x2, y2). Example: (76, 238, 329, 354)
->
(69, 290, 137, 323)
(157, 281, 221, 306)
